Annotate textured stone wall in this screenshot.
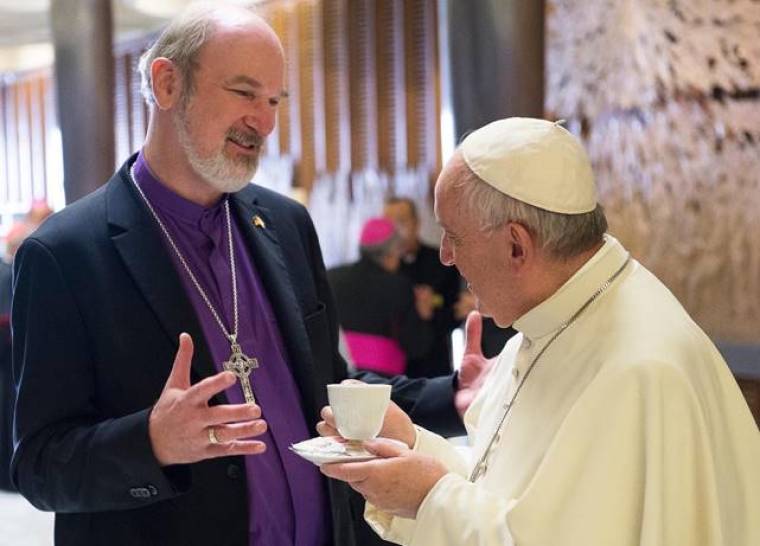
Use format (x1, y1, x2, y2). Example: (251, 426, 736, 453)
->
(546, 0, 760, 343)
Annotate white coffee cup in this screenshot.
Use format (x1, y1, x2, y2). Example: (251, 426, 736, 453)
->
(327, 383, 391, 441)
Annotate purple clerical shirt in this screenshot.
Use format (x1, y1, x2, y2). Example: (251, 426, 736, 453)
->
(133, 153, 331, 546)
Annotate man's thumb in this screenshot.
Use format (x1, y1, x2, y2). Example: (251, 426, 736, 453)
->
(463, 311, 483, 355)
(164, 333, 194, 391)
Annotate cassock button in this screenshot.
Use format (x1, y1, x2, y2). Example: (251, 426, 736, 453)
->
(227, 464, 243, 480)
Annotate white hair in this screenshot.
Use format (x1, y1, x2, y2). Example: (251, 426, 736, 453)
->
(453, 157, 608, 259)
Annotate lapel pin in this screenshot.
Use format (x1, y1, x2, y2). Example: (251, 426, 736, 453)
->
(252, 215, 266, 229)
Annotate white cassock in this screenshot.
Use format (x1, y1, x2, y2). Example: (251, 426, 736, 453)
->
(365, 235, 760, 546)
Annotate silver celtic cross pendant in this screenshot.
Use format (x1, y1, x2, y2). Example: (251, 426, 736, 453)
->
(223, 342, 259, 404)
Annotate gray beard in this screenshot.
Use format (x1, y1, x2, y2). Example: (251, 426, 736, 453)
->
(174, 111, 260, 194)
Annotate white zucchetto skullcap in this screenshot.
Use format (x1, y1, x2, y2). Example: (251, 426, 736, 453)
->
(460, 117, 597, 214)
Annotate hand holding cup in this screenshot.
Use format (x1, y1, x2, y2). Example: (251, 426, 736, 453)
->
(318, 381, 416, 448)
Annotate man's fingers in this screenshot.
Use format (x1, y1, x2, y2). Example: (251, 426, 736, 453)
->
(164, 333, 194, 391)
(463, 311, 484, 356)
(320, 461, 372, 482)
(316, 421, 339, 437)
(187, 371, 237, 405)
(208, 420, 267, 444)
(207, 440, 267, 458)
(205, 403, 262, 426)
(320, 405, 336, 424)
(362, 438, 407, 458)
(317, 406, 338, 437)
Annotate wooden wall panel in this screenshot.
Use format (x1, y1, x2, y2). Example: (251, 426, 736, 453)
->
(295, 0, 325, 190)
(321, 0, 350, 174)
(2, 0, 443, 237)
(113, 38, 153, 167)
(32, 76, 48, 197)
(114, 52, 131, 164)
(4, 82, 20, 206)
(404, 0, 437, 172)
(0, 69, 55, 229)
(347, 0, 377, 172)
(265, 4, 294, 158)
(375, 0, 406, 175)
(0, 84, 7, 206)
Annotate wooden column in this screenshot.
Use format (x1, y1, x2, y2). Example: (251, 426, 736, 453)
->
(51, 0, 115, 203)
(447, 0, 544, 139)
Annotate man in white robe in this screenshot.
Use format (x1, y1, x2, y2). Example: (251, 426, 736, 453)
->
(318, 117, 760, 546)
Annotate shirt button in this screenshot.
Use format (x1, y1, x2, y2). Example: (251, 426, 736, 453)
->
(522, 338, 533, 349)
(226, 464, 242, 480)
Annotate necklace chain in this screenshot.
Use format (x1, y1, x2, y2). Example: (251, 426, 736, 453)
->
(469, 255, 631, 482)
(129, 167, 239, 344)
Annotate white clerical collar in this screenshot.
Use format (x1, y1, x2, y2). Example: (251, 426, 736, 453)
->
(513, 234, 632, 340)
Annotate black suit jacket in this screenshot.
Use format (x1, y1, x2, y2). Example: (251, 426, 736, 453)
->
(0, 260, 13, 491)
(11, 158, 356, 545)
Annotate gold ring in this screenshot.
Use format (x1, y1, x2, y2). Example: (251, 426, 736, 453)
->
(208, 427, 220, 445)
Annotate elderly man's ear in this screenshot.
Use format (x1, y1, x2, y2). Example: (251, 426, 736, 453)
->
(151, 58, 183, 110)
(505, 222, 534, 270)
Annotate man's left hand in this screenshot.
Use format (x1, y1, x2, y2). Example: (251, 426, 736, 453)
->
(320, 438, 448, 519)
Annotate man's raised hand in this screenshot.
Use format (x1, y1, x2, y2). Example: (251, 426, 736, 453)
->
(148, 333, 267, 465)
(454, 312, 495, 417)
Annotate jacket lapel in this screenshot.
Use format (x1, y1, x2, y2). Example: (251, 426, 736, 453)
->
(231, 191, 319, 416)
(106, 161, 219, 388)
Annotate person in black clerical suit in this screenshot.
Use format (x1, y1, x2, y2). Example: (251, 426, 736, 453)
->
(383, 198, 461, 378)
(328, 217, 435, 377)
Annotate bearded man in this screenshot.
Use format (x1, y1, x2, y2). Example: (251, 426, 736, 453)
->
(9, 4, 474, 545)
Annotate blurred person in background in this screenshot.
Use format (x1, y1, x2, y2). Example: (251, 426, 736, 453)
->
(328, 217, 434, 378)
(1, 205, 52, 492)
(0, 233, 13, 492)
(383, 197, 460, 378)
(385, 197, 515, 365)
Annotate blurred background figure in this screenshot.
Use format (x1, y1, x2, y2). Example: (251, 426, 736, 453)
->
(328, 217, 434, 377)
(384, 196, 516, 364)
(0, 233, 13, 492)
(24, 200, 53, 227)
(3, 222, 35, 264)
(0, 200, 52, 493)
(383, 197, 461, 377)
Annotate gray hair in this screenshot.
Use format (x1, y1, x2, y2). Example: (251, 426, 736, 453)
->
(360, 232, 402, 266)
(138, 4, 230, 107)
(454, 160, 607, 260)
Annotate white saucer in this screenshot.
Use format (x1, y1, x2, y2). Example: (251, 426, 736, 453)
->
(290, 436, 404, 465)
